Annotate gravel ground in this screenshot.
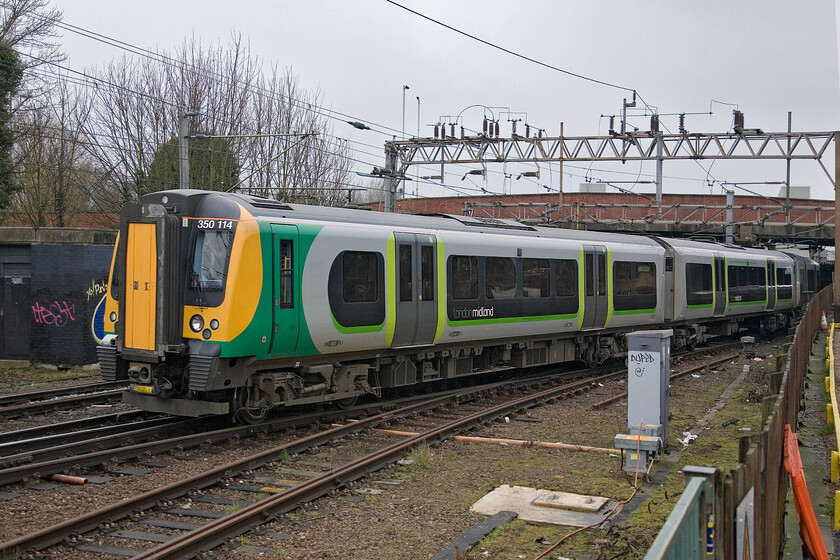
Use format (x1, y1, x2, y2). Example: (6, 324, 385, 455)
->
(0, 339, 780, 559)
(0, 365, 100, 394)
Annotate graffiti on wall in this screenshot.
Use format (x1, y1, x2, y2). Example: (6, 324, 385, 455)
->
(30, 278, 110, 344)
(32, 300, 76, 327)
(86, 280, 108, 302)
(91, 293, 107, 344)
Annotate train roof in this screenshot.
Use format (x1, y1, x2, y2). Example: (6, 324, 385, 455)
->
(225, 192, 665, 247)
(140, 191, 820, 264)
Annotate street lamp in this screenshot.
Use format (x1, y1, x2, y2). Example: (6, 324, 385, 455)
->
(402, 85, 409, 139)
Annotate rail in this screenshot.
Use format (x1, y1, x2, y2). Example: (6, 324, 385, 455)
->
(642, 286, 832, 559)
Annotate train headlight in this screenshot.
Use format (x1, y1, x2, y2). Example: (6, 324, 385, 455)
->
(210, 319, 219, 330)
(109, 312, 117, 322)
(202, 329, 212, 340)
(189, 314, 204, 332)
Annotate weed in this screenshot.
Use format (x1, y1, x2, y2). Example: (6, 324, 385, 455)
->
(223, 503, 245, 515)
(407, 445, 432, 469)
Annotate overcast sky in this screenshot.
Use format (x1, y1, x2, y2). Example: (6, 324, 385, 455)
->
(52, 0, 840, 201)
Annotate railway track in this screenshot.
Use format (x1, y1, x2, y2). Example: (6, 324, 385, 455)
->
(0, 380, 126, 407)
(0, 365, 620, 559)
(0, 340, 749, 558)
(0, 381, 127, 420)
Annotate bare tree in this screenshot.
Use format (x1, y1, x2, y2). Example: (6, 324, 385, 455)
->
(0, 0, 65, 109)
(242, 65, 353, 204)
(82, 35, 354, 212)
(11, 78, 94, 226)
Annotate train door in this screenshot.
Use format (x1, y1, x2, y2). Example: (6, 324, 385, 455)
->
(766, 260, 776, 310)
(391, 232, 438, 347)
(125, 222, 157, 350)
(581, 245, 608, 330)
(713, 255, 726, 316)
(270, 225, 299, 354)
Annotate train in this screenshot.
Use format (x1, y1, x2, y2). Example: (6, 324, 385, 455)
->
(97, 189, 821, 422)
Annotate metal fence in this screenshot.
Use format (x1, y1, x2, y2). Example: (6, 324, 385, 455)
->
(644, 286, 832, 559)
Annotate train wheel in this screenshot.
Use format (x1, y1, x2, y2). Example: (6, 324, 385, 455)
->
(233, 388, 269, 424)
(335, 396, 358, 409)
(235, 406, 268, 424)
(583, 346, 598, 369)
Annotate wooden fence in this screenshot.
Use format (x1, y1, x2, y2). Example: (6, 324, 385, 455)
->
(646, 286, 832, 559)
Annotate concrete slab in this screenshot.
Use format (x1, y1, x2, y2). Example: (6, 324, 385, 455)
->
(471, 485, 615, 527)
(533, 491, 609, 512)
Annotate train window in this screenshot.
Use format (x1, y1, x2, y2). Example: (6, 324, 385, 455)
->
(777, 267, 792, 300)
(727, 264, 766, 302)
(399, 245, 412, 302)
(486, 257, 516, 299)
(278, 240, 293, 308)
(421, 246, 434, 302)
(450, 256, 478, 300)
(614, 262, 632, 295)
(613, 261, 657, 311)
(686, 263, 713, 305)
(110, 235, 122, 301)
(328, 251, 385, 328)
(585, 254, 594, 297)
(636, 264, 655, 294)
(523, 259, 549, 297)
(343, 251, 378, 303)
(192, 230, 233, 290)
(555, 259, 577, 297)
(597, 254, 606, 296)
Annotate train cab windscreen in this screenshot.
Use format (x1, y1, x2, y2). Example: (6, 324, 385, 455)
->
(191, 229, 234, 291)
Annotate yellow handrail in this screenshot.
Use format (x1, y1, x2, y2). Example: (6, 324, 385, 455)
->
(825, 322, 840, 529)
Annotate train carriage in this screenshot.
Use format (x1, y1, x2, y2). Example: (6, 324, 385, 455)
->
(97, 190, 818, 421)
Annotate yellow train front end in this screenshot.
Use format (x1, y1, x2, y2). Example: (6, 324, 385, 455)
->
(98, 190, 237, 416)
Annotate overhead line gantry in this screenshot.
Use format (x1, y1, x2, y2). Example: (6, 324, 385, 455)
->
(376, 126, 839, 306)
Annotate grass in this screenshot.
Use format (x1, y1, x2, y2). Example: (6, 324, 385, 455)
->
(407, 445, 431, 469)
(470, 519, 592, 559)
(223, 503, 245, 515)
(470, 354, 768, 558)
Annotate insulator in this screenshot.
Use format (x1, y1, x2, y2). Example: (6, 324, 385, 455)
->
(525, 124, 530, 138)
(679, 113, 686, 134)
(494, 122, 500, 137)
(483, 118, 488, 135)
(511, 121, 517, 136)
(609, 116, 615, 132)
(460, 126, 465, 139)
(538, 129, 543, 138)
(650, 115, 659, 133)
(733, 110, 744, 130)
(434, 124, 440, 138)
(450, 124, 455, 137)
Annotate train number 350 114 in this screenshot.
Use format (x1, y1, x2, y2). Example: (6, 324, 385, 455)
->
(196, 219, 235, 230)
